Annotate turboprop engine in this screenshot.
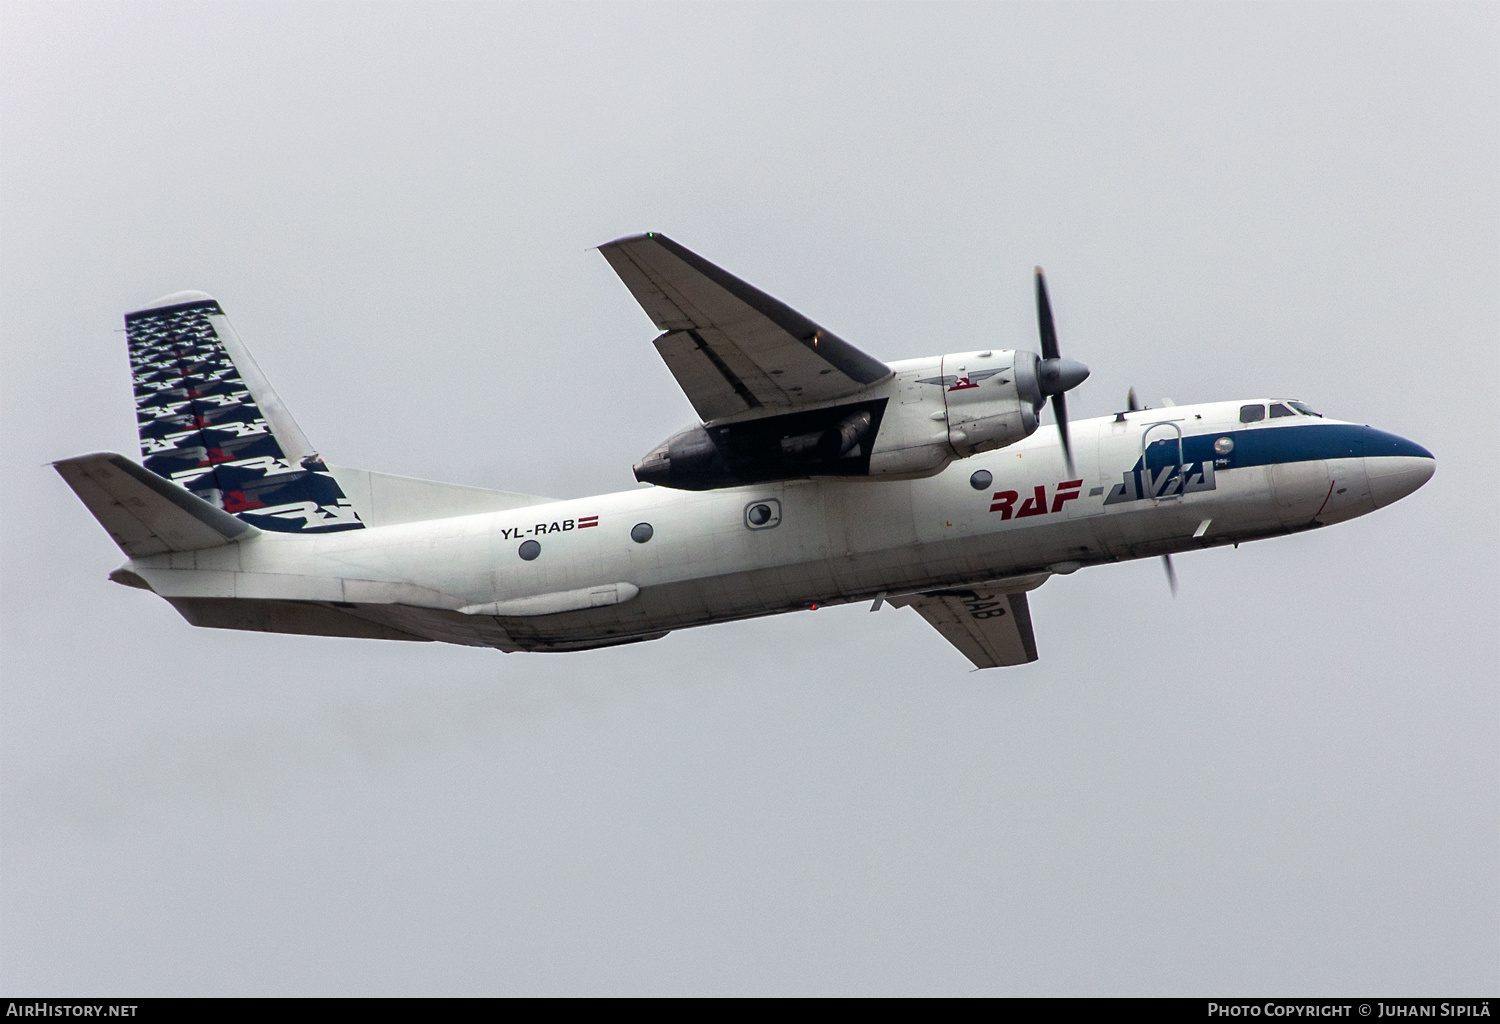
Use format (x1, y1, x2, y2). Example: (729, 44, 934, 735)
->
(632, 343, 1089, 491)
(633, 400, 888, 490)
(922, 348, 1086, 458)
(897, 267, 1090, 475)
(620, 236, 1089, 491)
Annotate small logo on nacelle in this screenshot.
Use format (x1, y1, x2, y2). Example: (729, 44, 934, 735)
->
(916, 369, 1010, 392)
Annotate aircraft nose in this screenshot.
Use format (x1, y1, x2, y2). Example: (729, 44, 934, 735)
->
(1362, 429, 1435, 509)
(1367, 456, 1435, 507)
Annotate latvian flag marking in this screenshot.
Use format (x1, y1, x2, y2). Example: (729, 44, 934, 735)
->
(578, 515, 599, 529)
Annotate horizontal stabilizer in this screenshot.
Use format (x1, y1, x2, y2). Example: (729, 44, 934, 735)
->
(54, 452, 259, 557)
(167, 598, 430, 642)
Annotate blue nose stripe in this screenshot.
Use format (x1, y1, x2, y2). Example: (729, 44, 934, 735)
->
(1136, 423, 1432, 471)
(1360, 427, 1434, 460)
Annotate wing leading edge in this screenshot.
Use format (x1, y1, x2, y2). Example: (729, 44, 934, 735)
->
(598, 233, 891, 422)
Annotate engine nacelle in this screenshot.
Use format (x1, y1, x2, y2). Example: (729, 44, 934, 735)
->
(631, 349, 1073, 490)
(633, 399, 888, 490)
(931, 349, 1041, 457)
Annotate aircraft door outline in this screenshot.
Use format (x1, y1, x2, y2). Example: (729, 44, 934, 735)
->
(1141, 420, 1185, 501)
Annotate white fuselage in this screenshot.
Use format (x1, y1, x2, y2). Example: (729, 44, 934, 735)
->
(125, 400, 1434, 653)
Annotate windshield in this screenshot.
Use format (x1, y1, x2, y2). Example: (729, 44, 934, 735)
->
(1288, 401, 1322, 417)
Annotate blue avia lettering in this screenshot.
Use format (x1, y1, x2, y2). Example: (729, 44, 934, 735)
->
(1105, 458, 1216, 504)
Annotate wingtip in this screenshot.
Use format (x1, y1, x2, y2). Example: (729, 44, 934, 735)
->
(127, 290, 219, 317)
(599, 231, 665, 249)
(52, 450, 127, 469)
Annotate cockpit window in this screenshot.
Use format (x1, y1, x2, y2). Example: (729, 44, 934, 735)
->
(1269, 403, 1295, 418)
(1239, 404, 1265, 423)
(1288, 401, 1322, 417)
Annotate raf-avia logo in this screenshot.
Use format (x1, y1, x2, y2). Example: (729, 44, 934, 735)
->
(1104, 459, 1216, 504)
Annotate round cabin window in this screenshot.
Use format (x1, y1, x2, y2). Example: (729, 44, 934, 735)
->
(970, 469, 993, 490)
(518, 539, 541, 561)
(631, 522, 654, 544)
(747, 503, 772, 526)
(1214, 437, 1234, 455)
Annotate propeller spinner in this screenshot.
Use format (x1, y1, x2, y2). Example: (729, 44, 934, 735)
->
(1033, 267, 1090, 475)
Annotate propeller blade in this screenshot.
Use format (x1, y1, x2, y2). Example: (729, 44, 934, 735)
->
(1162, 554, 1178, 596)
(1052, 392, 1074, 477)
(1035, 267, 1059, 361)
(1127, 387, 1140, 412)
(1035, 267, 1078, 475)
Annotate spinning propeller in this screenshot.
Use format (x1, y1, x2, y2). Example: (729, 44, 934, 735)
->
(1033, 268, 1090, 476)
(1030, 273, 1177, 595)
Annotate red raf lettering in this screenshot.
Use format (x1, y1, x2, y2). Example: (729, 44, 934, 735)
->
(1051, 479, 1083, 513)
(989, 490, 1019, 518)
(1016, 485, 1049, 518)
(990, 480, 1086, 520)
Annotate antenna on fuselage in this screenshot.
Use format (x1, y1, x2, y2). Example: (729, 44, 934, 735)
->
(1113, 387, 1144, 423)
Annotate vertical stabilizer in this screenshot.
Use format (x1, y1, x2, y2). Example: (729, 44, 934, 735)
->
(125, 292, 365, 533)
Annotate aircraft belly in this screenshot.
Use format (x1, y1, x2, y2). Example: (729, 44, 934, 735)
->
(499, 525, 1078, 647)
(167, 597, 433, 643)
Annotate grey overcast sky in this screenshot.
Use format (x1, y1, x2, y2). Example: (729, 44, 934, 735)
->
(2, 1, 1496, 996)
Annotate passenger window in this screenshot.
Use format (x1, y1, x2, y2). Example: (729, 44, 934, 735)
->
(1269, 403, 1295, 418)
(1239, 404, 1265, 423)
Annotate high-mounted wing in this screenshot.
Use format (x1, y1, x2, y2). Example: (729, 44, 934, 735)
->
(598, 233, 891, 422)
(890, 586, 1040, 669)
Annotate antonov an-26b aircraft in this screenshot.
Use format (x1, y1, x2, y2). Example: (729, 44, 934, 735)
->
(56, 234, 1435, 669)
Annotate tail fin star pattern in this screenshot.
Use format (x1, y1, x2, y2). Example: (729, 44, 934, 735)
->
(125, 296, 365, 533)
